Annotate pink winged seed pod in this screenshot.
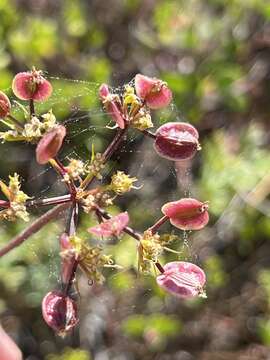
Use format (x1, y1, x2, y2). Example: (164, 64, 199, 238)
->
(135, 74, 172, 109)
(154, 122, 200, 161)
(157, 261, 206, 299)
(162, 198, 209, 231)
(12, 69, 52, 101)
(88, 212, 129, 237)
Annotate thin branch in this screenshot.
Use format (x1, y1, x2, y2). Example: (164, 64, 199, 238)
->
(29, 99, 35, 117)
(102, 127, 127, 162)
(0, 203, 70, 258)
(141, 129, 156, 140)
(65, 202, 79, 236)
(148, 215, 169, 234)
(81, 127, 128, 189)
(7, 115, 24, 131)
(26, 194, 72, 208)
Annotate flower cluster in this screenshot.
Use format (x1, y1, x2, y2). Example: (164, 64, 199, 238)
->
(99, 74, 172, 131)
(60, 234, 113, 285)
(0, 173, 30, 221)
(0, 69, 209, 336)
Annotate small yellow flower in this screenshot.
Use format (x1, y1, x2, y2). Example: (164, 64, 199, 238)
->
(131, 108, 153, 131)
(123, 85, 140, 107)
(109, 171, 137, 195)
(140, 230, 163, 263)
(64, 158, 85, 182)
(87, 153, 104, 180)
(69, 235, 113, 284)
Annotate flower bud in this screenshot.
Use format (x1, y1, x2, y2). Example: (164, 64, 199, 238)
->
(161, 198, 209, 230)
(110, 171, 137, 194)
(135, 74, 172, 109)
(99, 83, 126, 129)
(42, 291, 78, 335)
(36, 125, 66, 164)
(154, 122, 200, 161)
(156, 261, 206, 298)
(0, 91, 11, 118)
(12, 69, 52, 101)
(88, 212, 129, 237)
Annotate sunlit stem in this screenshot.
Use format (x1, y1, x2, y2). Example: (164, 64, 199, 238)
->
(7, 115, 24, 131)
(26, 194, 72, 207)
(63, 202, 79, 295)
(80, 173, 94, 190)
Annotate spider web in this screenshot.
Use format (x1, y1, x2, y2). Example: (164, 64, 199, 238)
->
(0, 76, 198, 291)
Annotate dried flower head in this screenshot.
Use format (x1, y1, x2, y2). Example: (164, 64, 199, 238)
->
(154, 122, 200, 161)
(42, 291, 78, 336)
(161, 198, 209, 230)
(156, 261, 206, 298)
(12, 69, 52, 101)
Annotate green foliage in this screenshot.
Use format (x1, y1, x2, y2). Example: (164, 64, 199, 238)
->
(122, 313, 181, 349)
(47, 348, 91, 360)
(204, 256, 228, 290)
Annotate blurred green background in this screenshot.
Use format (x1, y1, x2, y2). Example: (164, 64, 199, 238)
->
(0, 0, 270, 359)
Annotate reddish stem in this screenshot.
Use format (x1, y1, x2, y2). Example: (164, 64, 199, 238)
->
(104, 128, 127, 161)
(155, 262, 165, 273)
(26, 194, 72, 208)
(29, 99, 35, 117)
(142, 129, 156, 140)
(85, 127, 127, 189)
(54, 157, 77, 198)
(148, 215, 169, 234)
